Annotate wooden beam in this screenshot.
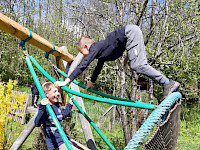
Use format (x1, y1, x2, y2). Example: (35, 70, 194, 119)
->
(0, 13, 75, 63)
(60, 46, 97, 149)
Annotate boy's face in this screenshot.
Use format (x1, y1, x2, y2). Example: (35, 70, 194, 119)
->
(46, 87, 60, 105)
(79, 47, 89, 57)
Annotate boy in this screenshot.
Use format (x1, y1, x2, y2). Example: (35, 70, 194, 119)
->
(34, 82, 78, 150)
(55, 25, 180, 100)
(31, 81, 39, 108)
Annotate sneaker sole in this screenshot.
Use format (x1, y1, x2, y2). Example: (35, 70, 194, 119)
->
(160, 82, 180, 102)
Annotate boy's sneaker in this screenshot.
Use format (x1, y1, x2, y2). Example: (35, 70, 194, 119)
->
(34, 104, 38, 108)
(161, 80, 180, 101)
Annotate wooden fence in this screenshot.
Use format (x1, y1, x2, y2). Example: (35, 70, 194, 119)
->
(9, 91, 31, 124)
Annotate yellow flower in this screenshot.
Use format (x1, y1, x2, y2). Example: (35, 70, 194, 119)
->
(13, 106, 18, 110)
(15, 132, 20, 136)
(0, 119, 4, 124)
(20, 113, 25, 117)
(13, 80, 17, 86)
(0, 80, 27, 149)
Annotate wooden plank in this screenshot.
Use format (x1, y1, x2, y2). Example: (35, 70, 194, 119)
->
(26, 106, 38, 113)
(70, 139, 90, 150)
(20, 94, 30, 124)
(0, 13, 75, 63)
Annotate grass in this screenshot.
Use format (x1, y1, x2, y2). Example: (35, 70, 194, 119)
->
(5, 115, 36, 150)
(18, 86, 31, 94)
(70, 98, 125, 149)
(177, 121, 200, 150)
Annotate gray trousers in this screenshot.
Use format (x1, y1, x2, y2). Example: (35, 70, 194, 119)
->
(125, 25, 167, 84)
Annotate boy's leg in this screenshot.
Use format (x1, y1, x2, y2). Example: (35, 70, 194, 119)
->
(35, 94, 39, 104)
(33, 94, 39, 108)
(125, 25, 168, 84)
(134, 64, 180, 100)
(58, 143, 67, 150)
(125, 25, 179, 100)
(134, 64, 167, 84)
(31, 94, 35, 106)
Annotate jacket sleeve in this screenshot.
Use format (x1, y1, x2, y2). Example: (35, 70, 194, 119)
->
(68, 43, 99, 81)
(91, 59, 104, 83)
(62, 103, 73, 119)
(34, 105, 47, 127)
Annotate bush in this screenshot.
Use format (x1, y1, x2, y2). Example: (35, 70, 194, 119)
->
(0, 80, 26, 149)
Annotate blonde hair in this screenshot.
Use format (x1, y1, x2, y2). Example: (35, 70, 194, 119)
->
(77, 37, 94, 50)
(42, 82, 56, 94)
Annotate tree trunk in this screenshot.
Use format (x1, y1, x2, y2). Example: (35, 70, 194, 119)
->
(131, 71, 138, 137)
(118, 59, 130, 145)
(149, 79, 154, 104)
(112, 105, 116, 125)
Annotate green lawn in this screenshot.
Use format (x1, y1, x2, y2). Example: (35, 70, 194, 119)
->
(177, 121, 200, 150)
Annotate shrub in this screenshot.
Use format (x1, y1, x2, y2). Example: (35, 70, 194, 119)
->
(0, 80, 26, 149)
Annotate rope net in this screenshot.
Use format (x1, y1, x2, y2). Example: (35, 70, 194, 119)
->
(142, 100, 181, 150)
(125, 93, 181, 150)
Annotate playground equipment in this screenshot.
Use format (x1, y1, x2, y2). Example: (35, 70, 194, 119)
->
(30, 55, 181, 150)
(0, 13, 182, 150)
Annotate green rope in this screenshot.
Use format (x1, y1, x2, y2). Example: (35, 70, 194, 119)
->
(45, 42, 55, 60)
(124, 92, 181, 150)
(19, 28, 32, 50)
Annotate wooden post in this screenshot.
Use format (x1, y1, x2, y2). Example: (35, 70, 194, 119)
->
(0, 13, 74, 63)
(56, 56, 66, 106)
(60, 46, 97, 150)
